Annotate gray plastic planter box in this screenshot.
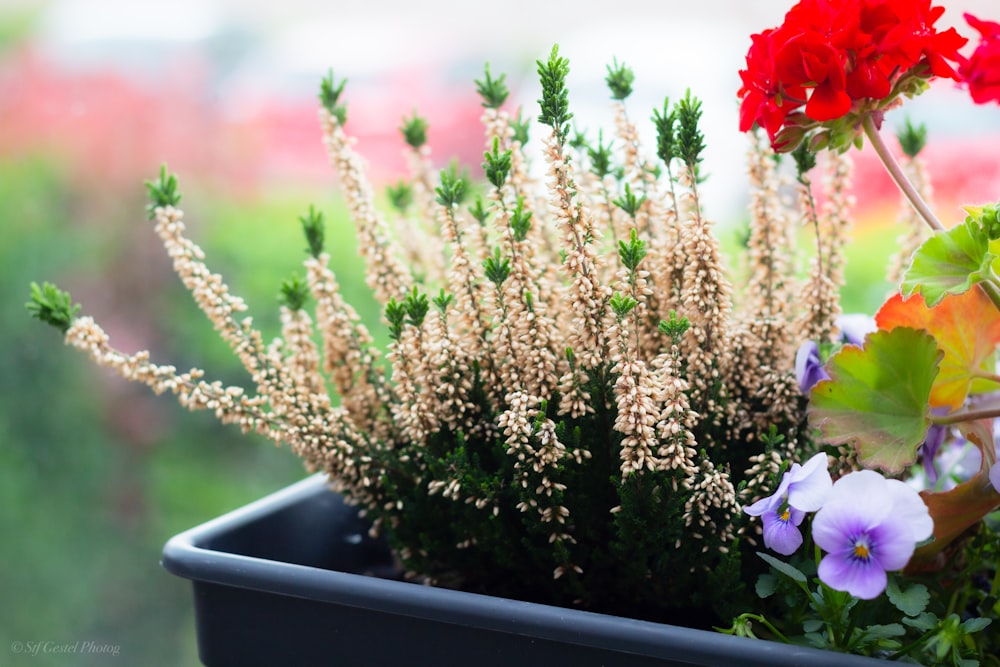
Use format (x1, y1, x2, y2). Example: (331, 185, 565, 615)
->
(161, 474, 887, 667)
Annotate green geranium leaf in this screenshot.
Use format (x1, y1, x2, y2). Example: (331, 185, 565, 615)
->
(901, 219, 996, 307)
(808, 327, 941, 473)
(756, 552, 806, 583)
(886, 578, 929, 617)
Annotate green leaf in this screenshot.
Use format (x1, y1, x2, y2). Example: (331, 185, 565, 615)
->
(802, 618, 824, 633)
(536, 44, 573, 142)
(901, 219, 996, 307)
(475, 63, 509, 109)
(902, 612, 938, 631)
(483, 247, 511, 286)
(617, 228, 647, 271)
(613, 184, 647, 221)
(675, 89, 705, 170)
(144, 164, 181, 218)
(961, 617, 992, 633)
(278, 274, 309, 311)
(605, 57, 634, 101)
(755, 573, 777, 599)
(483, 136, 512, 190)
(808, 327, 941, 473)
(857, 623, 905, 640)
(886, 579, 929, 617)
(400, 110, 429, 149)
(610, 291, 638, 318)
(652, 99, 677, 166)
(26, 282, 81, 334)
(318, 69, 348, 124)
(896, 117, 927, 159)
(299, 204, 325, 258)
(756, 552, 806, 583)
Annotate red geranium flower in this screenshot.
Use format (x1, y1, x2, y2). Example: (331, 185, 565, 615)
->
(738, 28, 806, 140)
(960, 13, 1000, 105)
(738, 0, 968, 150)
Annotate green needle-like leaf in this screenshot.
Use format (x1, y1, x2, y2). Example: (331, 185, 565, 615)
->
(809, 327, 941, 474)
(26, 282, 81, 334)
(901, 219, 996, 307)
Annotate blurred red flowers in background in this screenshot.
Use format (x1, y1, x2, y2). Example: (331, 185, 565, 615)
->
(961, 13, 1000, 104)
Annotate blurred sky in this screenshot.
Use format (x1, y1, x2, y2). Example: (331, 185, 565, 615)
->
(3, 0, 1000, 220)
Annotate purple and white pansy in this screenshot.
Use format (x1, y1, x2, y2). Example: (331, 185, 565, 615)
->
(743, 452, 832, 555)
(745, 455, 934, 599)
(812, 471, 933, 599)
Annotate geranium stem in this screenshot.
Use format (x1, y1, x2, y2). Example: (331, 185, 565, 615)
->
(932, 407, 1000, 425)
(862, 114, 944, 233)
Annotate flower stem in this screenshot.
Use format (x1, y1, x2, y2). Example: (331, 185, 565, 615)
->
(931, 407, 1000, 425)
(862, 114, 944, 233)
(741, 614, 792, 644)
(973, 371, 1000, 386)
(981, 276, 1000, 314)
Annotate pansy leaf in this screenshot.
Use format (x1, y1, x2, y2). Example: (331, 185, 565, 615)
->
(755, 573, 777, 599)
(962, 618, 992, 634)
(809, 327, 940, 473)
(886, 578, 929, 617)
(901, 612, 938, 631)
(901, 220, 995, 307)
(876, 289, 1000, 410)
(756, 552, 806, 583)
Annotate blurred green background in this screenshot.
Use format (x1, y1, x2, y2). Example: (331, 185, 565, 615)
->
(2, 1, 999, 665)
(0, 8, 384, 665)
(0, 143, 380, 664)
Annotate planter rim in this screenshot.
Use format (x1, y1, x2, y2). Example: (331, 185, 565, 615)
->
(162, 473, 885, 666)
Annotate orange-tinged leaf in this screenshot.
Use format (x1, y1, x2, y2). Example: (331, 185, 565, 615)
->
(875, 289, 1000, 411)
(911, 473, 1000, 566)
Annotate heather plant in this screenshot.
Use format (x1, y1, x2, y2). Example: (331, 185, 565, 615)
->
(26, 0, 1000, 662)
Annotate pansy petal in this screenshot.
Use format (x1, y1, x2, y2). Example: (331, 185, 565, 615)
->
(819, 553, 888, 599)
(869, 521, 917, 571)
(795, 341, 828, 394)
(743, 493, 779, 516)
(821, 470, 893, 524)
(884, 478, 934, 542)
(812, 504, 868, 553)
(763, 510, 804, 555)
(835, 313, 876, 347)
(991, 462, 1000, 495)
(786, 452, 832, 512)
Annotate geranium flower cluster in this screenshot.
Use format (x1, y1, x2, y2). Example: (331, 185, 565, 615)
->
(738, 0, 967, 150)
(961, 13, 1000, 104)
(745, 453, 933, 599)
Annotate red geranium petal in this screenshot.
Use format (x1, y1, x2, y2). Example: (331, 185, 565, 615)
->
(847, 60, 891, 99)
(805, 81, 852, 120)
